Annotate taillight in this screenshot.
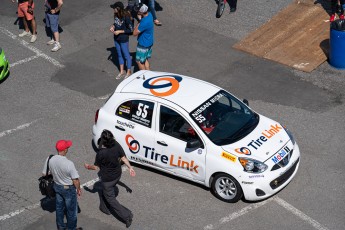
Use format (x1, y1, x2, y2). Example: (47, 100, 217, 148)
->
(95, 109, 99, 124)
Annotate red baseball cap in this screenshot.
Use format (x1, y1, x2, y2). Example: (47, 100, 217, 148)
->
(56, 140, 73, 151)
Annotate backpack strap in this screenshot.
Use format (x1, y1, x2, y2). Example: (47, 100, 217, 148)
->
(46, 154, 54, 176)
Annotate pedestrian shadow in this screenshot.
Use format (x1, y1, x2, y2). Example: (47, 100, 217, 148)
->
(106, 47, 139, 74)
(40, 197, 81, 213)
(154, 1, 163, 11)
(40, 197, 56, 213)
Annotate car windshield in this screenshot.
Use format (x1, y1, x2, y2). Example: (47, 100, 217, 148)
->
(189, 90, 259, 145)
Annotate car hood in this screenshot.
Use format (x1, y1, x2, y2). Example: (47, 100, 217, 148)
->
(221, 116, 290, 162)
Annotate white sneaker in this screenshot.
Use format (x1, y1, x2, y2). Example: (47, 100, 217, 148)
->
(18, 30, 31, 37)
(51, 42, 61, 52)
(30, 34, 37, 43)
(47, 39, 55, 45)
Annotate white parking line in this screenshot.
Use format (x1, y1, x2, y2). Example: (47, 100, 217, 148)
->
(97, 94, 111, 100)
(0, 166, 129, 222)
(203, 198, 273, 230)
(10, 55, 40, 68)
(0, 177, 100, 221)
(274, 197, 330, 230)
(0, 26, 64, 68)
(204, 196, 330, 230)
(0, 119, 40, 138)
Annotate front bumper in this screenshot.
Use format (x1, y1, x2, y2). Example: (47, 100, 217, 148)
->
(0, 60, 9, 80)
(241, 143, 301, 201)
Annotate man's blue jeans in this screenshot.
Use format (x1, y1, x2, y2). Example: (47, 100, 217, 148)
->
(54, 183, 78, 230)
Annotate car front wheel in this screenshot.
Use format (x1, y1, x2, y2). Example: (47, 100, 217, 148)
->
(211, 173, 243, 203)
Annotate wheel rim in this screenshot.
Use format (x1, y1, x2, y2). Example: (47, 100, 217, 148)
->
(215, 176, 237, 200)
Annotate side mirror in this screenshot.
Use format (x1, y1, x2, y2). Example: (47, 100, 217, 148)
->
(243, 99, 249, 106)
(186, 139, 202, 149)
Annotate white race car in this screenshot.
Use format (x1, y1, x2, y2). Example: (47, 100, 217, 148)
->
(93, 71, 300, 202)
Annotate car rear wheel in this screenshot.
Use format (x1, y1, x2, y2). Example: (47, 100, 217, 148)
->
(211, 173, 243, 203)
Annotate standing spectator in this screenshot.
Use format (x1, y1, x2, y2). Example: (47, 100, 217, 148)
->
(42, 140, 82, 230)
(44, 0, 63, 52)
(148, 0, 162, 26)
(12, 0, 37, 42)
(133, 4, 154, 70)
(330, 0, 345, 21)
(84, 130, 135, 228)
(110, 1, 134, 79)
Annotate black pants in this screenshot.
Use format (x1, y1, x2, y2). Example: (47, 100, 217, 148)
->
(332, 0, 345, 15)
(229, 0, 237, 9)
(99, 177, 132, 222)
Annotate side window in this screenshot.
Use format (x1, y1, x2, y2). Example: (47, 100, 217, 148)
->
(160, 106, 200, 142)
(116, 100, 154, 127)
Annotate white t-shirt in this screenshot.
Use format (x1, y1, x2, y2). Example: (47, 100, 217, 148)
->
(42, 155, 79, 186)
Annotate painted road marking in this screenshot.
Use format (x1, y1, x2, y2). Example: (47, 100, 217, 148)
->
(0, 119, 40, 138)
(0, 26, 64, 68)
(10, 55, 40, 68)
(274, 197, 330, 230)
(204, 196, 329, 230)
(97, 94, 112, 100)
(203, 198, 273, 230)
(0, 166, 129, 221)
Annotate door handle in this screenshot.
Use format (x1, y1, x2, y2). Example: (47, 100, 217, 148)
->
(115, 126, 125, 131)
(157, 141, 168, 146)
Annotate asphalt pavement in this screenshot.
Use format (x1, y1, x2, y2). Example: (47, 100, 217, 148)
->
(0, 0, 345, 230)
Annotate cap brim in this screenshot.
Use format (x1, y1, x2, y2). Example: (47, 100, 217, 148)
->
(66, 140, 72, 148)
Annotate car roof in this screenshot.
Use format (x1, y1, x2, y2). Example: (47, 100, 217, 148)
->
(116, 70, 221, 113)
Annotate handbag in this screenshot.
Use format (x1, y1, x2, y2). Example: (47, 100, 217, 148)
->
(38, 155, 56, 198)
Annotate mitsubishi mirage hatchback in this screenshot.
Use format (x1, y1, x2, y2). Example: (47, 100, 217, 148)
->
(92, 70, 300, 202)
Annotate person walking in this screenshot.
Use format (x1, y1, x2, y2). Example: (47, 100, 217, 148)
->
(84, 130, 136, 228)
(133, 4, 154, 70)
(12, 0, 37, 42)
(110, 1, 134, 79)
(147, 0, 162, 26)
(42, 140, 82, 230)
(44, 0, 63, 52)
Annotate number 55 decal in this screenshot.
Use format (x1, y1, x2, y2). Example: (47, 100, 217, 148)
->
(136, 103, 149, 118)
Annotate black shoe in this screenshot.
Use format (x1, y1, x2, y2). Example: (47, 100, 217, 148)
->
(76, 228, 83, 230)
(125, 213, 133, 228)
(230, 7, 236, 13)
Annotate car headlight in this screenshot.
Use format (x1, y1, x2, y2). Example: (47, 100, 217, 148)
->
(283, 126, 295, 145)
(238, 157, 267, 173)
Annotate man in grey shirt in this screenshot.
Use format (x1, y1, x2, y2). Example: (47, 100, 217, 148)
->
(42, 139, 82, 230)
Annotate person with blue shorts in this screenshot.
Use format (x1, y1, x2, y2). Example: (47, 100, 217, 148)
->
(45, 0, 63, 52)
(133, 4, 154, 70)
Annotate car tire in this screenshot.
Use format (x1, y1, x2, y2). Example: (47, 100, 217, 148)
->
(211, 173, 243, 203)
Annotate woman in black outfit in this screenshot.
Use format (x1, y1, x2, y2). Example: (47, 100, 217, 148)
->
(330, 0, 345, 22)
(85, 130, 136, 228)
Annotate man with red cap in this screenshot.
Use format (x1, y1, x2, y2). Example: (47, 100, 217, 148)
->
(42, 140, 82, 230)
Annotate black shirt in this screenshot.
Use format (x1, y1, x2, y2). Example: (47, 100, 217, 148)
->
(94, 143, 125, 182)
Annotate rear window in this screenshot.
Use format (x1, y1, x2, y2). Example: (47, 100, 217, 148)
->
(116, 100, 154, 128)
